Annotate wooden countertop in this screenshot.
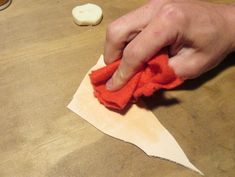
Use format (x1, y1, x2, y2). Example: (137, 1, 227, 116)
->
(0, 0, 234, 176)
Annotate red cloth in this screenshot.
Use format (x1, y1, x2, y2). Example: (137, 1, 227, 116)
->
(89, 50, 183, 110)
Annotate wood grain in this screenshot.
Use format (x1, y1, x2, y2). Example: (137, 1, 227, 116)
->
(0, 0, 234, 177)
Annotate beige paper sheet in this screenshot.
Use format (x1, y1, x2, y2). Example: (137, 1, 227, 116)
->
(68, 55, 203, 175)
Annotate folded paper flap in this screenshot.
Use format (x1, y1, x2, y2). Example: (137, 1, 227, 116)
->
(89, 50, 183, 110)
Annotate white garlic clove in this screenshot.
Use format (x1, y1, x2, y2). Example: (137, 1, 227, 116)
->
(72, 3, 103, 26)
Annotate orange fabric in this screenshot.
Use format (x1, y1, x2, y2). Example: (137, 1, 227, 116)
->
(89, 50, 183, 110)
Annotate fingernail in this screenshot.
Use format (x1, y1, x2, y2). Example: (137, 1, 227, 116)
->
(106, 78, 113, 90)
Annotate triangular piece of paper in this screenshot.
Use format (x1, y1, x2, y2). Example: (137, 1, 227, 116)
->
(68, 55, 203, 175)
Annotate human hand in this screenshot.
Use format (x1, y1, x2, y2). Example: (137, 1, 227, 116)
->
(104, 0, 235, 90)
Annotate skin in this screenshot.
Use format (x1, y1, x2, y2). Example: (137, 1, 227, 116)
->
(104, 0, 235, 91)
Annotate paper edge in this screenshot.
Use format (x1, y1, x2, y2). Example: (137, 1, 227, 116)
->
(67, 54, 204, 175)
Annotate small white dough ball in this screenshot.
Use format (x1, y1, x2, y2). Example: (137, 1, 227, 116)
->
(72, 3, 103, 26)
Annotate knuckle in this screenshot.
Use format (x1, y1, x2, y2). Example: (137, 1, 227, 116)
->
(116, 68, 129, 82)
(106, 20, 124, 43)
(122, 45, 141, 68)
(160, 3, 186, 24)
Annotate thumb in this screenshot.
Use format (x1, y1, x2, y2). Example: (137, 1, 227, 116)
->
(169, 49, 207, 79)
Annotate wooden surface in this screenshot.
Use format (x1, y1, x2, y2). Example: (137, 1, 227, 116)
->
(0, 0, 234, 176)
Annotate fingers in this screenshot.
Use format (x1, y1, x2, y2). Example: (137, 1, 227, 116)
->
(106, 17, 177, 91)
(104, 3, 155, 64)
(169, 49, 208, 79)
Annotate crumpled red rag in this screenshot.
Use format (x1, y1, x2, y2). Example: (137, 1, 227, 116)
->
(89, 50, 183, 110)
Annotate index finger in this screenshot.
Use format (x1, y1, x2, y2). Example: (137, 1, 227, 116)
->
(104, 3, 154, 64)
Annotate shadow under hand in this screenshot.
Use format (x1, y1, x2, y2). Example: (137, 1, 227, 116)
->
(142, 90, 180, 110)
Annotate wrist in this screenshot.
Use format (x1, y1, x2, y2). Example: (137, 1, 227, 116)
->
(222, 4, 235, 52)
